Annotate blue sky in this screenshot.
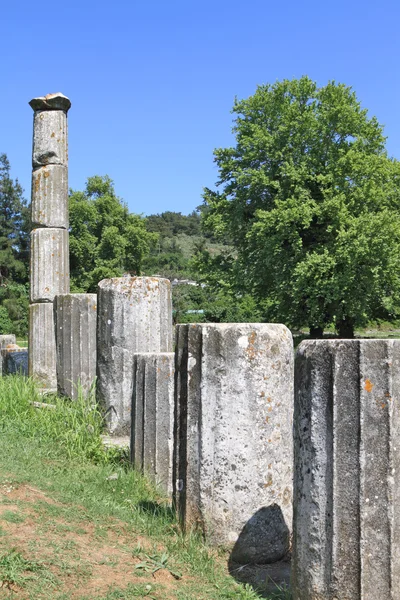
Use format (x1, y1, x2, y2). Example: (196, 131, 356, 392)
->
(2, 0, 400, 216)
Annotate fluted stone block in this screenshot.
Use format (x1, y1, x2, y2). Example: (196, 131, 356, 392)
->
(54, 294, 97, 400)
(0, 335, 16, 375)
(32, 110, 68, 168)
(97, 277, 173, 434)
(131, 353, 174, 495)
(293, 340, 400, 600)
(28, 303, 57, 390)
(30, 228, 69, 302)
(174, 323, 294, 563)
(31, 165, 68, 228)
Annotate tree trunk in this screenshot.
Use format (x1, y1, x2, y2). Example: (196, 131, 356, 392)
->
(337, 317, 355, 338)
(309, 326, 324, 338)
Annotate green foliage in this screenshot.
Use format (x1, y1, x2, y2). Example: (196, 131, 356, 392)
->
(0, 154, 29, 286)
(0, 154, 30, 336)
(69, 176, 156, 292)
(146, 211, 201, 237)
(201, 77, 400, 336)
(0, 306, 13, 335)
(0, 282, 29, 337)
(143, 236, 191, 280)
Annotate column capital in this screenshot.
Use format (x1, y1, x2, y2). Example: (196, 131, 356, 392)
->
(29, 93, 71, 112)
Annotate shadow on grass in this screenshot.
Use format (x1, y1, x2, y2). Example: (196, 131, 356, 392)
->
(137, 500, 175, 521)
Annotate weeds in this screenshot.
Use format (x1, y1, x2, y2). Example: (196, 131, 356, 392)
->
(0, 548, 48, 589)
(135, 551, 182, 579)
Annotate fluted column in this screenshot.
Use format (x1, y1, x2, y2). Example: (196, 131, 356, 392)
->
(28, 93, 71, 391)
(54, 294, 97, 399)
(293, 339, 400, 600)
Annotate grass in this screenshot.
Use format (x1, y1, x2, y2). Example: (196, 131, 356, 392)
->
(0, 375, 286, 599)
(15, 340, 28, 348)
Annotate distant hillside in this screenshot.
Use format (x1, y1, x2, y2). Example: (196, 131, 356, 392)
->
(142, 211, 228, 281)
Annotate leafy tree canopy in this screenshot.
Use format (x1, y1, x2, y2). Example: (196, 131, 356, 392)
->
(0, 154, 29, 336)
(0, 154, 29, 285)
(69, 176, 157, 292)
(146, 211, 201, 237)
(200, 77, 400, 337)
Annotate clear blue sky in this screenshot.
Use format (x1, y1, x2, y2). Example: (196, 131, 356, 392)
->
(2, 0, 400, 216)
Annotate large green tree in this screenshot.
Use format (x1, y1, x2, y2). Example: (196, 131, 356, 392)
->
(201, 77, 400, 337)
(0, 154, 30, 336)
(69, 176, 156, 292)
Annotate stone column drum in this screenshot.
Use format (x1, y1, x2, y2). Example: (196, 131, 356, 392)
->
(0, 335, 16, 376)
(174, 323, 294, 564)
(97, 277, 173, 434)
(54, 294, 97, 400)
(28, 93, 71, 391)
(131, 352, 175, 495)
(293, 340, 400, 600)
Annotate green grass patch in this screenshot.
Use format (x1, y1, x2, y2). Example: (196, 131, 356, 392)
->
(1, 510, 25, 524)
(0, 375, 286, 599)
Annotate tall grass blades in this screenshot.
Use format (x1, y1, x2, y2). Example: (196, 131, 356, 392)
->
(0, 375, 105, 462)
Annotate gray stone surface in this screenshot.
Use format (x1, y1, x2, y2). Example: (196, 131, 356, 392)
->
(31, 109, 68, 168)
(31, 165, 68, 228)
(0, 335, 17, 375)
(131, 353, 174, 495)
(28, 303, 57, 391)
(174, 323, 293, 563)
(97, 277, 173, 434)
(293, 339, 400, 600)
(0, 335, 16, 348)
(29, 93, 71, 112)
(5, 348, 28, 375)
(54, 294, 97, 399)
(30, 228, 69, 303)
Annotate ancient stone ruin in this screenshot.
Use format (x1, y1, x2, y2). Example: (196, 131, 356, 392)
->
(2, 92, 400, 598)
(28, 93, 71, 391)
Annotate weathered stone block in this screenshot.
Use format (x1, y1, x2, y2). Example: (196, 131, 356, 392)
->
(0, 335, 17, 375)
(31, 165, 68, 228)
(293, 339, 400, 600)
(0, 335, 16, 348)
(5, 348, 28, 375)
(30, 228, 69, 302)
(54, 294, 97, 400)
(28, 303, 57, 391)
(29, 93, 71, 113)
(32, 110, 68, 168)
(174, 323, 293, 563)
(97, 277, 173, 434)
(131, 353, 174, 495)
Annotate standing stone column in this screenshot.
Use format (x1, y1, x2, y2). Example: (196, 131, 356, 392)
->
(97, 277, 173, 434)
(54, 294, 97, 400)
(293, 340, 400, 600)
(131, 352, 175, 495)
(174, 323, 294, 563)
(28, 93, 71, 391)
